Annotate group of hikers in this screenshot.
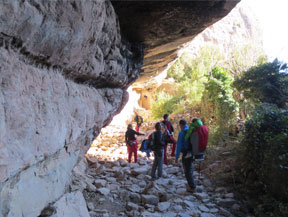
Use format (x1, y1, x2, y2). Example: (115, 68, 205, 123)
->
(125, 113, 209, 191)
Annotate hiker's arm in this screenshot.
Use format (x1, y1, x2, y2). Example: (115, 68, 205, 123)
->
(135, 131, 144, 136)
(175, 130, 184, 159)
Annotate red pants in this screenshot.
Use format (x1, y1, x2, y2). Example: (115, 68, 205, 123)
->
(169, 136, 177, 156)
(164, 145, 168, 165)
(127, 141, 138, 163)
(163, 136, 177, 165)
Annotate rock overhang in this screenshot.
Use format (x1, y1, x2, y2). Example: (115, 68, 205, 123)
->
(111, 0, 241, 87)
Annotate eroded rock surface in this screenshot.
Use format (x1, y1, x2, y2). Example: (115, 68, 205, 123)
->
(0, 48, 125, 217)
(0, 0, 142, 88)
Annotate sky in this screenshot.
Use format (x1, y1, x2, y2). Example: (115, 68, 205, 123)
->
(244, 0, 288, 63)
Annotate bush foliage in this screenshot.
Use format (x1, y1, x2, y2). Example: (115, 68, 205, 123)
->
(234, 60, 288, 216)
(241, 104, 288, 215)
(152, 44, 265, 120)
(151, 92, 184, 119)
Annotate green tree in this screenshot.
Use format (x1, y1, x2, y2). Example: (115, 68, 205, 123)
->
(201, 67, 239, 142)
(233, 60, 288, 109)
(151, 91, 184, 119)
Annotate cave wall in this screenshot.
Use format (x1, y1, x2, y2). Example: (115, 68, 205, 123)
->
(0, 0, 239, 216)
(0, 1, 137, 216)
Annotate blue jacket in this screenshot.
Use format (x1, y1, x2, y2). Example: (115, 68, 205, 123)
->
(175, 125, 189, 159)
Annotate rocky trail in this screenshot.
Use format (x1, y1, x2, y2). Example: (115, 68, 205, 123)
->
(72, 121, 248, 217)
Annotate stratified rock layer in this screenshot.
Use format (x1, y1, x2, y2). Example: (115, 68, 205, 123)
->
(0, 0, 142, 88)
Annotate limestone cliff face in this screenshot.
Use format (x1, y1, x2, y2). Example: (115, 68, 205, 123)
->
(0, 0, 238, 216)
(183, 1, 263, 59)
(0, 1, 135, 216)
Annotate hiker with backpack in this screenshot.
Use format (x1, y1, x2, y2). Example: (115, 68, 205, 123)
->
(184, 118, 209, 159)
(125, 124, 144, 163)
(162, 114, 177, 164)
(134, 113, 143, 132)
(175, 119, 196, 191)
(150, 122, 166, 180)
(140, 139, 152, 158)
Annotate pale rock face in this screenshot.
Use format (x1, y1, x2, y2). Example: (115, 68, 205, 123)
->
(0, 48, 124, 183)
(0, 48, 124, 217)
(0, 0, 139, 215)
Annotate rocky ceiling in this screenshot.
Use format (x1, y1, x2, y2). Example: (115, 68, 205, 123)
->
(111, 0, 240, 87)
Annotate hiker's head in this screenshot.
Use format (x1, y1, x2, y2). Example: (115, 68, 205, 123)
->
(127, 124, 133, 130)
(192, 118, 200, 123)
(155, 122, 162, 131)
(163, 114, 169, 120)
(179, 119, 187, 129)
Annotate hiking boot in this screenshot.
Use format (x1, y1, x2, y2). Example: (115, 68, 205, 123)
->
(151, 176, 157, 181)
(186, 184, 196, 193)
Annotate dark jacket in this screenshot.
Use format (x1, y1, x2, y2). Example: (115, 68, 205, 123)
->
(150, 131, 165, 156)
(162, 120, 174, 133)
(125, 129, 143, 142)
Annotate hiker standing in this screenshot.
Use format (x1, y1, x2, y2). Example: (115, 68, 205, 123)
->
(125, 124, 144, 163)
(134, 113, 143, 132)
(184, 118, 209, 158)
(175, 119, 196, 191)
(162, 114, 177, 163)
(151, 122, 166, 179)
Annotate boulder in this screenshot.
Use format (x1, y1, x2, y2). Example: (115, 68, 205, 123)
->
(94, 179, 107, 188)
(131, 166, 150, 176)
(198, 205, 210, 212)
(126, 202, 139, 211)
(156, 202, 171, 212)
(193, 192, 210, 200)
(129, 192, 142, 204)
(183, 200, 196, 209)
(97, 188, 110, 196)
(141, 194, 159, 205)
(217, 198, 237, 207)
